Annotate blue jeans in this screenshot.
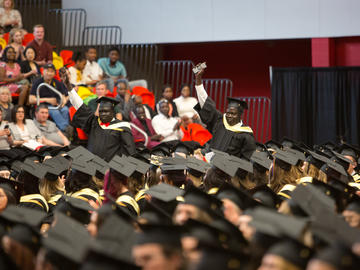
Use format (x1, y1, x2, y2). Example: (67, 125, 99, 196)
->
(48, 106, 70, 132)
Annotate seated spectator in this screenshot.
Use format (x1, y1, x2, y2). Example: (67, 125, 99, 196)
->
(8, 105, 45, 147)
(29, 64, 70, 133)
(83, 47, 103, 86)
(173, 84, 199, 121)
(33, 104, 70, 146)
(152, 100, 183, 142)
(115, 79, 133, 121)
(0, 46, 30, 106)
(0, 86, 13, 121)
(26, 24, 52, 66)
(68, 51, 94, 100)
(0, 108, 12, 150)
(1, 28, 25, 62)
(156, 84, 178, 117)
(98, 46, 126, 91)
(131, 105, 162, 148)
(0, 0, 22, 33)
(20, 46, 41, 83)
(87, 80, 122, 120)
(132, 94, 156, 119)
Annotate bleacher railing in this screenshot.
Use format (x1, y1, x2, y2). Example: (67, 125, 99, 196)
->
(47, 8, 87, 48)
(82, 26, 122, 54)
(238, 96, 271, 143)
(156, 60, 195, 97)
(15, 0, 50, 31)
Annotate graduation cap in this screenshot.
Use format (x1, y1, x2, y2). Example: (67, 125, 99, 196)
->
(227, 97, 248, 114)
(250, 151, 272, 172)
(274, 150, 300, 170)
(320, 161, 350, 184)
(211, 154, 238, 178)
(42, 158, 70, 182)
(331, 151, 352, 171)
(160, 156, 186, 165)
(138, 201, 173, 225)
(217, 182, 260, 211)
(71, 159, 97, 176)
(150, 142, 171, 157)
(109, 155, 136, 177)
(135, 223, 182, 247)
(265, 239, 313, 269)
(0, 177, 23, 202)
(20, 160, 46, 180)
(183, 185, 223, 216)
(6, 223, 41, 252)
(0, 205, 46, 227)
(67, 146, 95, 162)
(186, 157, 210, 178)
(173, 141, 201, 155)
(250, 185, 281, 209)
(96, 96, 120, 106)
(306, 150, 331, 169)
(281, 137, 298, 149)
(160, 164, 186, 174)
(146, 183, 184, 203)
(265, 140, 283, 151)
(340, 143, 360, 162)
(127, 156, 150, 175)
(43, 212, 91, 265)
(88, 155, 109, 176)
(230, 155, 254, 174)
(320, 141, 338, 151)
(55, 196, 94, 224)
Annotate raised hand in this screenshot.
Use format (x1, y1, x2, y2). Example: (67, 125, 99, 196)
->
(194, 62, 206, 85)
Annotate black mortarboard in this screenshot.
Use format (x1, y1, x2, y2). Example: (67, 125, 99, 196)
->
(320, 161, 349, 183)
(0, 177, 23, 202)
(281, 137, 298, 149)
(127, 156, 150, 175)
(250, 185, 281, 209)
(265, 239, 313, 269)
(7, 223, 41, 252)
(96, 96, 120, 106)
(71, 159, 97, 176)
(227, 97, 248, 113)
(160, 164, 186, 174)
(186, 157, 210, 178)
(265, 140, 283, 151)
(230, 155, 254, 174)
(331, 151, 352, 171)
(146, 183, 184, 203)
(135, 224, 182, 247)
(306, 150, 331, 169)
(250, 151, 272, 172)
(160, 156, 186, 165)
(174, 141, 201, 155)
(274, 150, 300, 170)
(183, 185, 223, 216)
(310, 179, 347, 211)
(340, 143, 360, 162)
(20, 161, 46, 180)
(55, 196, 94, 224)
(44, 212, 91, 265)
(88, 156, 109, 176)
(211, 154, 238, 177)
(67, 146, 95, 162)
(285, 148, 306, 161)
(139, 201, 172, 225)
(217, 182, 260, 210)
(0, 205, 46, 227)
(42, 160, 69, 182)
(134, 148, 151, 163)
(109, 155, 136, 177)
(150, 142, 171, 157)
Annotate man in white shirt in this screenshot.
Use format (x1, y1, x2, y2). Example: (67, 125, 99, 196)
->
(152, 100, 183, 142)
(82, 47, 104, 86)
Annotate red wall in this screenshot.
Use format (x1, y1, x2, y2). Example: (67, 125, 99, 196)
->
(335, 36, 360, 66)
(159, 39, 312, 98)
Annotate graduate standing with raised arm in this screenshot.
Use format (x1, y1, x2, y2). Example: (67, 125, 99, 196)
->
(59, 68, 136, 161)
(193, 63, 256, 159)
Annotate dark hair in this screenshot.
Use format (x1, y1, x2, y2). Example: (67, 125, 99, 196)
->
(1, 46, 15, 62)
(180, 84, 191, 91)
(162, 84, 172, 93)
(72, 51, 86, 63)
(11, 105, 26, 124)
(66, 170, 99, 194)
(23, 46, 37, 60)
(35, 103, 48, 113)
(86, 46, 97, 52)
(203, 167, 230, 192)
(108, 46, 120, 55)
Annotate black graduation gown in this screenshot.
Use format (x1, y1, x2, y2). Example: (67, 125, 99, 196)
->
(71, 104, 136, 161)
(194, 97, 256, 159)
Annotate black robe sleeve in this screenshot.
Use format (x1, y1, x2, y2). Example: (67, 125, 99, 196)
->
(194, 97, 223, 133)
(71, 104, 95, 134)
(120, 127, 137, 156)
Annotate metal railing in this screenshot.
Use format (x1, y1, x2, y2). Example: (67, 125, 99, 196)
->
(47, 8, 87, 47)
(14, 0, 50, 31)
(36, 83, 64, 110)
(156, 60, 194, 97)
(82, 26, 122, 47)
(203, 79, 233, 113)
(237, 96, 271, 143)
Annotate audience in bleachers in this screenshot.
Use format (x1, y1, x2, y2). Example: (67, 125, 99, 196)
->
(0, 46, 29, 106)
(87, 80, 123, 120)
(98, 46, 127, 91)
(0, 86, 13, 121)
(156, 84, 179, 117)
(0, 0, 22, 34)
(29, 64, 70, 133)
(152, 99, 183, 142)
(83, 47, 103, 87)
(130, 104, 162, 148)
(20, 46, 40, 83)
(26, 24, 53, 66)
(33, 104, 70, 147)
(131, 94, 156, 119)
(114, 78, 133, 121)
(173, 83, 199, 121)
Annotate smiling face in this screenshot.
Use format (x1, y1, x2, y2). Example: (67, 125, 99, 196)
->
(99, 103, 114, 123)
(225, 106, 241, 126)
(43, 68, 55, 81)
(25, 47, 36, 61)
(15, 106, 25, 122)
(33, 26, 45, 41)
(181, 86, 191, 98)
(6, 47, 16, 62)
(86, 48, 97, 62)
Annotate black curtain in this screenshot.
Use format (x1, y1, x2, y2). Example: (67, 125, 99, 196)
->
(272, 67, 360, 146)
